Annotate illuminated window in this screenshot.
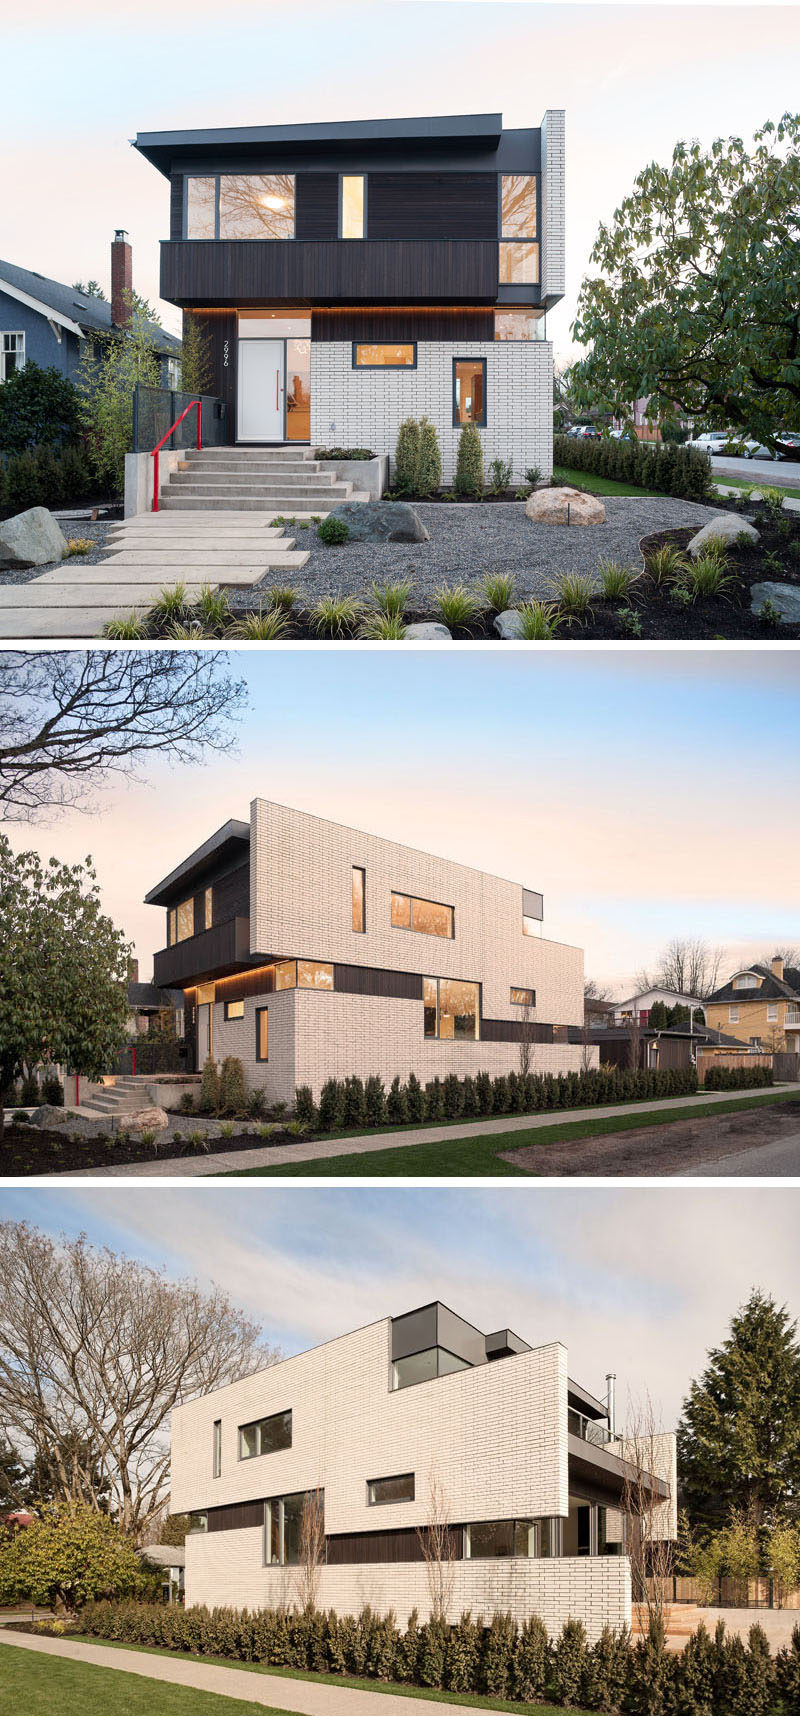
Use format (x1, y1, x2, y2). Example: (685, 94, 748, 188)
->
(224, 999, 244, 1020)
(499, 175, 539, 283)
(352, 867, 366, 933)
(239, 1409, 292, 1461)
(176, 898, 194, 942)
(204, 887, 213, 930)
(185, 176, 216, 239)
(341, 175, 365, 238)
(168, 908, 177, 946)
(297, 961, 334, 990)
(511, 987, 534, 1006)
(499, 243, 539, 284)
(424, 977, 479, 1041)
(353, 344, 416, 368)
(494, 310, 545, 341)
(391, 893, 453, 939)
(453, 358, 486, 426)
(219, 174, 294, 239)
(256, 1007, 269, 1061)
(275, 961, 296, 990)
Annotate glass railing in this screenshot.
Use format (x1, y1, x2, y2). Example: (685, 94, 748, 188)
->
(568, 1408, 611, 1447)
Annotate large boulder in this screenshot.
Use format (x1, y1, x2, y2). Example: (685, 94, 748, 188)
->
(404, 621, 451, 640)
(27, 1105, 69, 1128)
(117, 1106, 170, 1135)
(750, 581, 800, 622)
(687, 513, 759, 557)
(328, 501, 429, 543)
(0, 506, 68, 569)
(525, 487, 605, 526)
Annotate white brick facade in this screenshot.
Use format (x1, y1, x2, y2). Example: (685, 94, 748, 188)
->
(541, 109, 566, 302)
(311, 340, 553, 486)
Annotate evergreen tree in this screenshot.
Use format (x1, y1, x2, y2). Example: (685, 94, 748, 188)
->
(677, 1290, 800, 1529)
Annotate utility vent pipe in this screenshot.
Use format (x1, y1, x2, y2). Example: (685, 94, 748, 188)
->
(605, 1372, 616, 1437)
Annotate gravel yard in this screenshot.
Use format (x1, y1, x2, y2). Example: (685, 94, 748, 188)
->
(0, 518, 111, 587)
(229, 495, 732, 608)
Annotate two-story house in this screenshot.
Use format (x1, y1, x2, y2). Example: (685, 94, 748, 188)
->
(132, 111, 564, 482)
(172, 1299, 676, 1640)
(706, 956, 800, 1056)
(145, 799, 592, 1104)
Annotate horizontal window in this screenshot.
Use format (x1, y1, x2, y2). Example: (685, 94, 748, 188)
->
(734, 974, 759, 989)
(264, 1490, 322, 1567)
(367, 1473, 415, 1506)
(511, 987, 534, 1007)
(239, 1409, 292, 1461)
(185, 173, 295, 240)
(467, 1518, 537, 1559)
(188, 1511, 208, 1534)
(392, 1347, 471, 1390)
(453, 357, 486, 427)
(499, 241, 540, 284)
(298, 960, 334, 989)
(391, 892, 453, 939)
(341, 175, 366, 239)
(424, 976, 479, 1041)
(224, 999, 244, 1020)
(353, 343, 416, 368)
(494, 310, 545, 342)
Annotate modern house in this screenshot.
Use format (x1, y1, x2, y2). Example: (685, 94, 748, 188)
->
(706, 956, 800, 1056)
(145, 799, 593, 1104)
(0, 232, 180, 388)
(132, 111, 564, 481)
(172, 1300, 676, 1639)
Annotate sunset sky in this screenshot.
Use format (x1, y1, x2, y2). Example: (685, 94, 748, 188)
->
(4, 647, 798, 997)
(4, 3, 799, 359)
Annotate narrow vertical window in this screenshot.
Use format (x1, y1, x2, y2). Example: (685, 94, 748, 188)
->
(213, 1419, 222, 1479)
(352, 866, 366, 933)
(341, 175, 365, 238)
(256, 1007, 269, 1062)
(168, 908, 176, 946)
(204, 886, 213, 930)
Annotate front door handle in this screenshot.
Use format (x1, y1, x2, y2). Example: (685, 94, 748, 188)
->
(276, 371, 280, 410)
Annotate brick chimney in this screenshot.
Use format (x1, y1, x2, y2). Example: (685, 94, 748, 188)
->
(111, 229, 133, 328)
(772, 955, 784, 981)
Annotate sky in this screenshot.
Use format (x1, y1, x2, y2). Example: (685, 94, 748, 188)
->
(4, 3, 800, 360)
(3, 1182, 799, 1431)
(4, 646, 799, 997)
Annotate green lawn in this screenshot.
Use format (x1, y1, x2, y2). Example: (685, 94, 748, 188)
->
(226, 1087, 798, 1178)
(714, 473, 800, 499)
(551, 464, 662, 498)
(65, 1635, 590, 1715)
(0, 1643, 288, 1716)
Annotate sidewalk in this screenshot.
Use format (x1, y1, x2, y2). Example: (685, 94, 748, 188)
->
(0, 1628, 482, 1716)
(60, 1083, 800, 1178)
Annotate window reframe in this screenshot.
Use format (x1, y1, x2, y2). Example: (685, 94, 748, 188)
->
(238, 1408, 292, 1462)
(367, 1472, 415, 1506)
(183, 172, 296, 241)
(452, 356, 487, 428)
(352, 342, 417, 370)
(255, 1006, 269, 1062)
(339, 173, 367, 239)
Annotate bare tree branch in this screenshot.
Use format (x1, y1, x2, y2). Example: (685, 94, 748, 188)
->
(416, 1469, 457, 1623)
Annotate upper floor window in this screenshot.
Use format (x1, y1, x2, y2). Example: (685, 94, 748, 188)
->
(204, 887, 213, 930)
(367, 1472, 415, 1505)
(453, 358, 486, 427)
(392, 892, 454, 939)
(499, 174, 539, 284)
(522, 917, 540, 938)
(392, 1346, 471, 1389)
(340, 175, 365, 238)
(239, 1408, 292, 1461)
(1, 333, 25, 381)
(213, 1419, 222, 1479)
(185, 173, 295, 240)
(168, 897, 194, 945)
(424, 977, 479, 1041)
(353, 343, 416, 368)
(494, 310, 545, 342)
(767, 1003, 778, 1022)
(352, 867, 366, 933)
(729, 1006, 739, 1023)
(733, 974, 759, 989)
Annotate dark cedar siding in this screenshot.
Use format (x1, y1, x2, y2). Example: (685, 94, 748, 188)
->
(367, 173, 498, 240)
(312, 308, 493, 342)
(482, 1018, 556, 1044)
(212, 861, 250, 924)
(327, 1526, 463, 1565)
(207, 1499, 264, 1533)
(334, 965, 424, 1001)
(187, 310, 237, 443)
(296, 174, 339, 240)
(170, 173, 184, 241)
(160, 239, 498, 306)
(153, 918, 250, 988)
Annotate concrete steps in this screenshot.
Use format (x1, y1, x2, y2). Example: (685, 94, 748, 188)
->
(159, 446, 364, 512)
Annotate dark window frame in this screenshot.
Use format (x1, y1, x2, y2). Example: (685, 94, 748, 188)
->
(391, 891, 454, 940)
(367, 1472, 415, 1506)
(423, 976, 481, 1043)
(255, 1005, 269, 1062)
(352, 341, 418, 370)
(224, 998, 245, 1021)
(339, 172, 368, 239)
(213, 1419, 222, 1479)
(452, 356, 487, 428)
(183, 171, 297, 242)
(238, 1408, 292, 1462)
(510, 987, 535, 1007)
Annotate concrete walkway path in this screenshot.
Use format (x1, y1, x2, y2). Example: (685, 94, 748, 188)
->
(0, 1628, 481, 1716)
(714, 482, 800, 512)
(60, 1083, 800, 1179)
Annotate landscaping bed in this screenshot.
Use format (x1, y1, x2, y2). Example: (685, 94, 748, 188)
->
(0, 1119, 299, 1176)
(0, 518, 112, 588)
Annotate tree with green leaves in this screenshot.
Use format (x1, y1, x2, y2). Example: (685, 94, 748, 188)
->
(77, 292, 163, 491)
(72, 280, 106, 300)
(0, 362, 83, 455)
(572, 114, 800, 448)
(180, 311, 212, 395)
(677, 1290, 800, 1530)
(0, 1505, 143, 1610)
(0, 837, 131, 1138)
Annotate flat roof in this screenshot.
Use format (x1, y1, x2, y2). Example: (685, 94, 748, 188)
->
(134, 113, 504, 177)
(145, 818, 250, 906)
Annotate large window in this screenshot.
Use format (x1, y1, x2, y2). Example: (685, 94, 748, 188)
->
(367, 1473, 415, 1506)
(391, 1347, 472, 1390)
(391, 892, 453, 939)
(453, 358, 486, 427)
(352, 867, 366, 934)
(499, 174, 539, 283)
(341, 175, 366, 238)
(185, 173, 295, 240)
(264, 1491, 321, 1566)
(494, 310, 545, 341)
(1, 332, 25, 381)
(424, 977, 479, 1041)
(238, 1409, 292, 1462)
(466, 1519, 537, 1559)
(353, 344, 416, 368)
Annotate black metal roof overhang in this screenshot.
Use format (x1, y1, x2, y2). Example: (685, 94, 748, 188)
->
(134, 113, 504, 178)
(568, 1436, 670, 1506)
(145, 818, 250, 907)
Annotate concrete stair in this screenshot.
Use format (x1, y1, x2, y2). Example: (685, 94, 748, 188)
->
(79, 1077, 153, 1118)
(159, 447, 369, 512)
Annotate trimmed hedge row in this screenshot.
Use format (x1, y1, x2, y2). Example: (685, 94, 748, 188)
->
(78, 1599, 800, 1714)
(554, 434, 714, 503)
(0, 442, 95, 513)
(703, 1064, 774, 1091)
(295, 1064, 699, 1131)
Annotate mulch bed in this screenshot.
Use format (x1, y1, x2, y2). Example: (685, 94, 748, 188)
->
(0, 1122, 297, 1177)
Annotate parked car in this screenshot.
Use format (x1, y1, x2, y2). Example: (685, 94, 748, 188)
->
(740, 438, 782, 461)
(685, 430, 731, 454)
(609, 429, 637, 441)
(568, 424, 601, 439)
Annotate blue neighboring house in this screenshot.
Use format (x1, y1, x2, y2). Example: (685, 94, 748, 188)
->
(0, 231, 181, 387)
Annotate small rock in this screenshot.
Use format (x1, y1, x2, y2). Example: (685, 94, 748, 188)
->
(117, 1106, 170, 1134)
(404, 622, 452, 640)
(525, 487, 605, 526)
(750, 581, 800, 622)
(328, 500, 429, 543)
(0, 507, 68, 569)
(687, 514, 759, 556)
(494, 609, 525, 639)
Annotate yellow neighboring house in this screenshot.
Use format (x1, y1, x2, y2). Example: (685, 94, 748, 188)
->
(706, 956, 800, 1055)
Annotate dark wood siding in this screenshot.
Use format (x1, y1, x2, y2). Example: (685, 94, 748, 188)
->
(296, 174, 339, 240)
(188, 310, 237, 443)
(312, 308, 493, 342)
(153, 917, 250, 988)
(367, 173, 497, 240)
(334, 965, 424, 1001)
(161, 240, 498, 307)
(326, 1526, 463, 1565)
(170, 173, 184, 240)
(213, 861, 250, 923)
(207, 1499, 264, 1533)
(481, 1019, 556, 1044)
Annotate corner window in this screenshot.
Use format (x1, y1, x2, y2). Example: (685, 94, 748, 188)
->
(297, 960, 334, 990)
(353, 343, 416, 368)
(423, 978, 479, 1041)
(494, 310, 545, 341)
(224, 999, 244, 1021)
(352, 867, 366, 934)
(213, 1420, 222, 1479)
(453, 358, 486, 427)
(256, 1007, 269, 1061)
(368, 1473, 415, 1506)
(1, 333, 25, 381)
(466, 1519, 537, 1559)
(391, 892, 453, 939)
(392, 1347, 471, 1390)
(264, 1491, 322, 1566)
(239, 1409, 292, 1461)
(188, 1511, 208, 1534)
(511, 987, 534, 1007)
(340, 175, 366, 238)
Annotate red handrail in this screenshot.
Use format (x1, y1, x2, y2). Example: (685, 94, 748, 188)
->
(151, 398, 202, 512)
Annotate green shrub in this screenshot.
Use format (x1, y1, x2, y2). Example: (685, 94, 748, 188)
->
(364, 1075, 386, 1127)
(177, 1091, 195, 1115)
(513, 1614, 549, 1702)
(480, 571, 516, 613)
(316, 516, 350, 546)
(386, 1075, 407, 1125)
(342, 1074, 367, 1129)
(405, 1072, 424, 1124)
(551, 1618, 589, 1708)
(416, 417, 442, 496)
(424, 1077, 444, 1121)
(309, 592, 361, 636)
(219, 1056, 246, 1116)
(316, 447, 374, 461)
(454, 423, 484, 496)
(318, 1078, 346, 1131)
(475, 1070, 494, 1114)
(482, 1612, 517, 1697)
(461, 1075, 478, 1117)
(442, 1072, 463, 1119)
(198, 1057, 220, 1114)
(246, 1087, 267, 1119)
(445, 1611, 482, 1693)
(516, 599, 562, 640)
(394, 418, 421, 494)
(20, 1072, 40, 1105)
(418, 1617, 448, 1689)
(553, 431, 713, 501)
(41, 1073, 64, 1106)
(488, 456, 513, 494)
(433, 583, 481, 631)
(0, 361, 83, 454)
(704, 1064, 773, 1091)
(492, 1073, 510, 1113)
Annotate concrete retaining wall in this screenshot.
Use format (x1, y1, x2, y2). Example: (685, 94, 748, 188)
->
(124, 449, 182, 517)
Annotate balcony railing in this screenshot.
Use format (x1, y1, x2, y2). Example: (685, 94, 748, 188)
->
(786, 1009, 800, 1025)
(568, 1408, 611, 1448)
(153, 917, 250, 988)
(160, 238, 499, 306)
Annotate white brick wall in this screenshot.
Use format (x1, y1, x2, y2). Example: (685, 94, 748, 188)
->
(540, 109, 566, 303)
(311, 340, 553, 484)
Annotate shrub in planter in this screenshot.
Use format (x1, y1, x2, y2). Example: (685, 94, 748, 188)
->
(454, 423, 484, 496)
(219, 1056, 246, 1115)
(342, 1074, 367, 1129)
(318, 1077, 346, 1131)
(416, 417, 442, 496)
(364, 1075, 386, 1127)
(394, 418, 421, 494)
(386, 1075, 407, 1125)
(482, 1612, 517, 1697)
(405, 1072, 424, 1124)
(443, 1072, 463, 1119)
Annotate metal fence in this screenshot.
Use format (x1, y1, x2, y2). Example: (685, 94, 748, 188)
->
(132, 385, 226, 454)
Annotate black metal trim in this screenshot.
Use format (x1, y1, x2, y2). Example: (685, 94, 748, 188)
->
(255, 1005, 269, 1062)
(452, 355, 487, 427)
(352, 340, 417, 370)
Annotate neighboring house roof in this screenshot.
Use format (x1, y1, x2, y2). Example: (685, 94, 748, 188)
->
(707, 965, 800, 1005)
(0, 258, 180, 355)
(128, 981, 171, 1011)
(616, 988, 704, 1010)
(589, 1025, 749, 1048)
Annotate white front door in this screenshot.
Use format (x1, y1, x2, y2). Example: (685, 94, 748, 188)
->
(237, 338, 284, 441)
(196, 1003, 212, 1070)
